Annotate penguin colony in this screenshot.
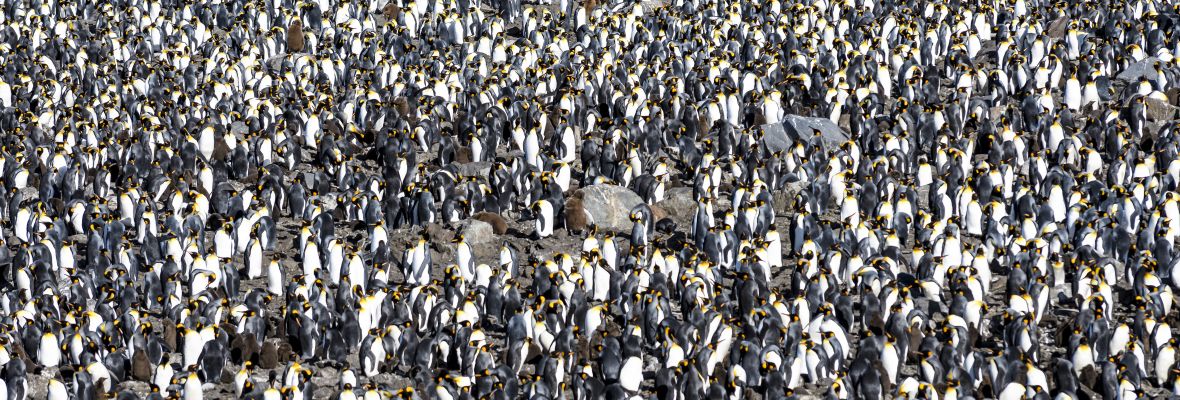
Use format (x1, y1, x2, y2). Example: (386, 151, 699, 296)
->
(1, 0, 1180, 398)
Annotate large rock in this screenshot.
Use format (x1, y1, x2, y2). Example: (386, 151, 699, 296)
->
(573, 184, 645, 232)
(653, 187, 696, 226)
(425, 223, 457, 245)
(1046, 17, 1069, 39)
(229, 121, 249, 135)
(266, 53, 312, 69)
(762, 115, 848, 153)
(1146, 97, 1178, 121)
(773, 180, 809, 213)
(1116, 57, 1159, 83)
(455, 161, 492, 177)
(460, 219, 496, 246)
(762, 123, 793, 153)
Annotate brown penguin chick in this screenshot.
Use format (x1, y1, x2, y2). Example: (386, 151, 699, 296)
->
(455, 146, 473, 163)
(390, 97, 414, 123)
(472, 212, 508, 235)
(9, 338, 30, 365)
(130, 350, 153, 382)
(275, 341, 297, 362)
(563, 196, 588, 234)
(287, 19, 305, 52)
(211, 132, 231, 162)
(751, 107, 768, 126)
(383, 2, 402, 22)
(163, 321, 179, 350)
(1078, 364, 1099, 390)
(230, 333, 262, 365)
(48, 198, 64, 216)
(95, 383, 115, 400)
(1046, 16, 1070, 39)
(259, 341, 280, 369)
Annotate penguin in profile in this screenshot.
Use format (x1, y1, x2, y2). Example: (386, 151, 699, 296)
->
(532, 199, 555, 238)
(4, 358, 26, 400)
(401, 234, 430, 286)
(628, 205, 654, 248)
(267, 260, 284, 296)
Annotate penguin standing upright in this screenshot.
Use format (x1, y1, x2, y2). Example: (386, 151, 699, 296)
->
(47, 380, 68, 400)
(183, 371, 203, 400)
(246, 237, 265, 279)
(532, 200, 555, 238)
(406, 235, 432, 285)
(38, 332, 61, 368)
(267, 260, 284, 296)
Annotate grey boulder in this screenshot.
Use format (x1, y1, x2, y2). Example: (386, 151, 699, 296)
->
(459, 219, 496, 246)
(653, 187, 697, 226)
(762, 115, 848, 153)
(574, 184, 645, 232)
(455, 161, 493, 178)
(1116, 57, 1160, 83)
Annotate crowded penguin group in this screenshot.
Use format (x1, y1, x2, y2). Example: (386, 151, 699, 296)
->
(0, 0, 1179, 398)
